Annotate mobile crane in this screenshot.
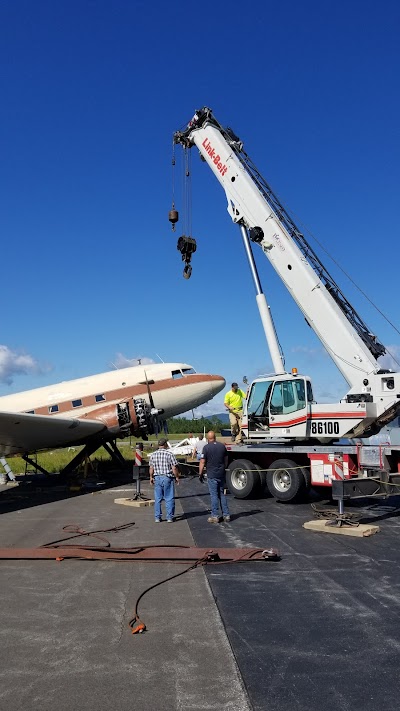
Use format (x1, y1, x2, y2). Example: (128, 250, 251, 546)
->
(173, 107, 400, 502)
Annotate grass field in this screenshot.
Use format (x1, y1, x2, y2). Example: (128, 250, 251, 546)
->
(3, 435, 194, 475)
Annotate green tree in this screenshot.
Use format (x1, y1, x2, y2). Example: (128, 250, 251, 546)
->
(166, 417, 226, 434)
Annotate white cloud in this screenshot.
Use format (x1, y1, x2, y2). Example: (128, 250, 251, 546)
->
(0, 345, 48, 385)
(111, 353, 156, 369)
(315, 383, 347, 403)
(193, 399, 226, 417)
(180, 398, 226, 419)
(291, 345, 328, 362)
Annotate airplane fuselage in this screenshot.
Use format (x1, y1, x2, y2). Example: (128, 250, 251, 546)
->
(0, 362, 225, 431)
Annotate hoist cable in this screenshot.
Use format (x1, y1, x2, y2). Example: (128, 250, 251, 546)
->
(187, 149, 192, 237)
(183, 147, 192, 238)
(171, 141, 176, 208)
(182, 147, 188, 235)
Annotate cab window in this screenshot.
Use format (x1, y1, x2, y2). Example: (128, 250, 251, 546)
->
(270, 379, 307, 415)
(172, 370, 183, 379)
(294, 379, 306, 409)
(247, 380, 273, 416)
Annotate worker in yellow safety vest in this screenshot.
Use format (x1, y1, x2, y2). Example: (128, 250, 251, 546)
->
(224, 382, 246, 444)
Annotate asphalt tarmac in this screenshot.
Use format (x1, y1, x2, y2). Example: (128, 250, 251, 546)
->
(181, 479, 400, 711)
(1, 476, 400, 710)
(0, 479, 250, 711)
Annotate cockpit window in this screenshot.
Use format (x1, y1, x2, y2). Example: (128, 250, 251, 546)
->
(172, 370, 183, 379)
(172, 368, 196, 379)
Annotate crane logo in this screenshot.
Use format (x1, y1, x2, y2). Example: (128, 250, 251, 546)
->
(202, 138, 228, 176)
(272, 232, 285, 252)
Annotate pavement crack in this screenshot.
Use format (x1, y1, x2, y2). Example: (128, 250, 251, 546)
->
(116, 568, 135, 643)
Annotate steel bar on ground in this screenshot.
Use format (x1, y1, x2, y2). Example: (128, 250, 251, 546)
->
(0, 545, 279, 562)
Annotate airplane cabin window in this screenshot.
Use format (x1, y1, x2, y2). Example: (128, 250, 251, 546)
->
(25, 410, 35, 414)
(72, 399, 82, 408)
(182, 368, 196, 375)
(172, 370, 183, 379)
(49, 405, 59, 413)
(95, 394, 106, 402)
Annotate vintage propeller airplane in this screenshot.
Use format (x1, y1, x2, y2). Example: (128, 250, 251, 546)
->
(0, 362, 225, 475)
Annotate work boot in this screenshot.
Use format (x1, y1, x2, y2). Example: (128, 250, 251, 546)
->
(207, 516, 220, 524)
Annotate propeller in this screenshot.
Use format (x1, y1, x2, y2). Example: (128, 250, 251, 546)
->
(144, 370, 164, 436)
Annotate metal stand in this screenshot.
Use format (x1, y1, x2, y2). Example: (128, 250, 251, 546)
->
(131, 464, 150, 501)
(328, 452, 359, 527)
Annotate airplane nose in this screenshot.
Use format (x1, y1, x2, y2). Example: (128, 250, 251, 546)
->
(209, 375, 226, 397)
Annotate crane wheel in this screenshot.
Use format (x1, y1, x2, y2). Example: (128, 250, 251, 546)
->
(266, 458, 310, 502)
(226, 459, 264, 499)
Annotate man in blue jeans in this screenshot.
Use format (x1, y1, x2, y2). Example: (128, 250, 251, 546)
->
(149, 438, 180, 523)
(199, 431, 230, 523)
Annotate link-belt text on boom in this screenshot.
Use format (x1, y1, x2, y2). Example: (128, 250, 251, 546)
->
(202, 138, 228, 176)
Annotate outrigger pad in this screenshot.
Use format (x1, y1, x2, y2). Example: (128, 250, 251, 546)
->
(303, 520, 380, 537)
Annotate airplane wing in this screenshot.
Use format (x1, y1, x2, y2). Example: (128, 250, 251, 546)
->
(0, 411, 107, 456)
(167, 438, 193, 455)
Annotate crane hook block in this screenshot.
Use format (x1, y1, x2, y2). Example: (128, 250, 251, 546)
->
(177, 235, 196, 280)
(177, 235, 197, 262)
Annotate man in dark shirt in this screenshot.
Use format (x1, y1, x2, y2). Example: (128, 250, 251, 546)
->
(199, 431, 230, 523)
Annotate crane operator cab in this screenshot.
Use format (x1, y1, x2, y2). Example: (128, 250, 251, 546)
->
(244, 371, 314, 440)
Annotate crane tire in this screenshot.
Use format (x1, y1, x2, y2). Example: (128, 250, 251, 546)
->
(266, 458, 309, 502)
(226, 459, 264, 499)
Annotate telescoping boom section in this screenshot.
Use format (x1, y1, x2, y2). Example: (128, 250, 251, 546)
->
(174, 108, 400, 439)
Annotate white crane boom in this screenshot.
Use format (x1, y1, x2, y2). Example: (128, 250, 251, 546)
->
(174, 108, 400, 437)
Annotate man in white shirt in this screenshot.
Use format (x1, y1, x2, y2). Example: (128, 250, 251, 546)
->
(192, 434, 206, 461)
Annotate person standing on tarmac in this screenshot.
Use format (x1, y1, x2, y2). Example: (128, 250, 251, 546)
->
(199, 431, 230, 524)
(224, 382, 246, 443)
(192, 434, 206, 461)
(149, 438, 180, 523)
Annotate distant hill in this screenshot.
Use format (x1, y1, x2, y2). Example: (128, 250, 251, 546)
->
(176, 412, 230, 423)
(212, 412, 229, 424)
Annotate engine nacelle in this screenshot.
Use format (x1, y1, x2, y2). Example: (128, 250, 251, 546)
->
(133, 398, 164, 439)
(82, 398, 162, 439)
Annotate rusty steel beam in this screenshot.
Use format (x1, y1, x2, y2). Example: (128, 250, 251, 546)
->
(0, 545, 279, 562)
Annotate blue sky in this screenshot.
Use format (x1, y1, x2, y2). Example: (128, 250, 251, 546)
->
(1, 0, 399, 416)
